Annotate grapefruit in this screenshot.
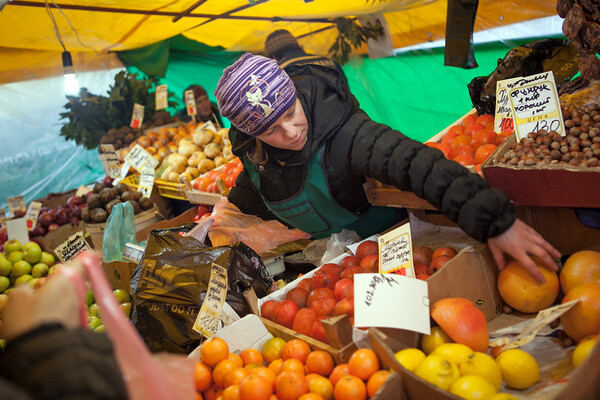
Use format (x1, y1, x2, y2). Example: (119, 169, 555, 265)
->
(559, 250, 600, 295)
(560, 282, 600, 342)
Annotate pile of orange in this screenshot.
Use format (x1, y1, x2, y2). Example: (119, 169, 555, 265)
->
(194, 336, 391, 400)
(424, 112, 513, 174)
(192, 158, 243, 193)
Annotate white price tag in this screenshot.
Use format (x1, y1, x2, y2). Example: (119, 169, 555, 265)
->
(75, 185, 93, 197)
(494, 77, 519, 133)
(54, 232, 92, 263)
(378, 222, 414, 277)
(198, 120, 217, 134)
(138, 165, 155, 198)
(122, 243, 145, 263)
(354, 273, 430, 335)
(130, 103, 145, 128)
(99, 144, 121, 178)
(25, 201, 42, 231)
(506, 71, 565, 140)
(193, 263, 228, 338)
(155, 84, 168, 110)
(124, 144, 159, 173)
(6, 217, 29, 245)
(184, 89, 197, 116)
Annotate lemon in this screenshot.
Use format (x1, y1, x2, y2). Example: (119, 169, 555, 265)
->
(421, 326, 453, 354)
(414, 354, 460, 390)
(394, 348, 426, 372)
(432, 343, 474, 367)
(496, 349, 540, 390)
(489, 394, 521, 400)
(459, 351, 503, 390)
(449, 375, 497, 399)
(572, 335, 597, 368)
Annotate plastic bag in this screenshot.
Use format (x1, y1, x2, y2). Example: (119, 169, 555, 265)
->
(102, 202, 137, 262)
(468, 39, 580, 115)
(560, 79, 600, 113)
(302, 229, 361, 266)
(130, 223, 274, 353)
(58, 251, 196, 400)
(204, 198, 311, 255)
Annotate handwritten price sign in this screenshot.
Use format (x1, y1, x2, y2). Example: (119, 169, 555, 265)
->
(378, 222, 414, 277)
(193, 263, 228, 338)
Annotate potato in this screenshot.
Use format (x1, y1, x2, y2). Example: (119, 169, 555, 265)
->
(214, 155, 226, 167)
(222, 146, 235, 161)
(171, 159, 187, 174)
(185, 166, 200, 179)
(179, 172, 193, 184)
(160, 166, 173, 181)
(204, 143, 221, 159)
(211, 132, 222, 145)
(188, 151, 207, 167)
(168, 153, 187, 166)
(168, 171, 180, 182)
(179, 142, 199, 158)
(193, 129, 214, 146)
(198, 159, 216, 174)
(219, 128, 231, 146)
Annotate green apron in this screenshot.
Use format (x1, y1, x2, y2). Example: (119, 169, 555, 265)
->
(244, 147, 398, 239)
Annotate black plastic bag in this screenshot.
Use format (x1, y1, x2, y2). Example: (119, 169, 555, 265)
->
(468, 39, 580, 115)
(130, 223, 274, 354)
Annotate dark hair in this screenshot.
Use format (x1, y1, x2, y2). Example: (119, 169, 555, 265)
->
(234, 136, 268, 165)
(183, 84, 208, 100)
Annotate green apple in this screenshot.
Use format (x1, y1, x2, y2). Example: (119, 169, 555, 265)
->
(0, 252, 5, 259)
(28, 277, 39, 288)
(31, 263, 49, 278)
(40, 251, 56, 267)
(3, 287, 15, 296)
(14, 274, 33, 286)
(113, 289, 132, 304)
(4, 239, 21, 254)
(7, 251, 23, 264)
(88, 303, 100, 317)
(11, 260, 32, 277)
(22, 242, 42, 264)
(48, 265, 57, 275)
(0, 258, 11, 276)
(88, 315, 102, 331)
(93, 325, 106, 334)
(0, 293, 8, 313)
(0, 276, 10, 293)
(85, 290, 95, 306)
(120, 302, 132, 318)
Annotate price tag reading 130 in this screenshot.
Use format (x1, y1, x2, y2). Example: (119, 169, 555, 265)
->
(193, 263, 228, 338)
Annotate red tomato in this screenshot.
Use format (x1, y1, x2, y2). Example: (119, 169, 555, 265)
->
(225, 174, 237, 188)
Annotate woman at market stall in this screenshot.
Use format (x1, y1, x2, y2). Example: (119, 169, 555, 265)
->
(0, 268, 127, 399)
(214, 53, 560, 283)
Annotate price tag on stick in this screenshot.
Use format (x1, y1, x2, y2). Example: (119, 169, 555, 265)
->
(25, 201, 42, 231)
(7, 196, 26, 219)
(378, 222, 414, 277)
(193, 263, 228, 338)
(138, 165, 155, 198)
(54, 232, 92, 263)
(494, 77, 520, 133)
(130, 103, 145, 128)
(155, 84, 168, 110)
(124, 144, 159, 172)
(6, 217, 29, 245)
(99, 144, 121, 178)
(354, 273, 430, 334)
(184, 89, 197, 116)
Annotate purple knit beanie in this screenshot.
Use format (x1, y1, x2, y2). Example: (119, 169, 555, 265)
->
(215, 53, 297, 137)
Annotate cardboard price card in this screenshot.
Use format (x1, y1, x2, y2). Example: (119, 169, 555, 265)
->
(54, 231, 92, 263)
(7, 217, 29, 245)
(99, 144, 121, 178)
(124, 144, 159, 172)
(138, 165, 155, 198)
(197, 120, 217, 134)
(354, 273, 430, 335)
(494, 77, 520, 133)
(184, 89, 197, 116)
(155, 84, 168, 110)
(130, 103, 145, 128)
(506, 71, 565, 140)
(378, 222, 414, 277)
(25, 201, 42, 231)
(193, 263, 228, 338)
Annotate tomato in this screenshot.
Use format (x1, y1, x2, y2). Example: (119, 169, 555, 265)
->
(225, 174, 237, 188)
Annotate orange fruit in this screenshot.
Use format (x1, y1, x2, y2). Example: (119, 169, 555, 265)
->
(461, 113, 478, 127)
(239, 374, 273, 400)
(194, 361, 213, 392)
(222, 384, 240, 400)
(307, 374, 334, 400)
(268, 359, 283, 375)
(201, 337, 230, 367)
(348, 348, 380, 381)
(213, 359, 238, 388)
(430, 255, 452, 272)
(282, 339, 312, 364)
(276, 371, 309, 400)
(497, 259, 559, 313)
(366, 370, 391, 398)
(474, 144, 498, 164)
(224, 367, 249, 388)
(329, 363, 350, 386)
(279, 358, 306, 375)
(203, 384, 223, 400)
(240, 348, 265, 366)
(244, 362, 264, 374)
(560, 250, 600, 295)
(450, 135, 472, 149)
(196, 391, 204, 400)
(560, 282, 600, 342)
(262, 337, 287, 364)
(253, 367, 277, 391)
(305, 351, 335, 376)
(298, 393, 325, 400)
(431, 298, 489, 353)
(228, 352, 244, 368)
(432, 246, 457, 260)
(334, 375, 367, 400)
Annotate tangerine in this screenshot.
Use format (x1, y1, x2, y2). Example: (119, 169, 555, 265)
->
(203, 384, 223, 400)
(240, 348, 264, 366)
(228, 352, 244, 368)
(213, 359, 238, 388)
(432, 246, 457, 259)
(307, 374, 334, 400)
(305, 350, 335, 376)
(276, 371, 309, 400)
(268, 359, 283, 375)
(262, 337, 286, 364)
(253, 367, 277, 391)
(239, 374, 273, 400)
(348, 348, 380, 381)
(334, 375, 367, 400)
(329, 363, 350, 386)
(194, 361, 213, 392)
(222, 384, 240, 400)
(201, 337, 230, 367)
(366, 370, 391, 398)
(430, 255, 452, 272)
(497, 259, 559, 313)
(560, 282, 600, 342)
(559, 250, 600, 295)
(224, 367, 249, 388)
(298, 393, 325, 400)
(282, 339, 312, 364)
(279, 358, 306, 375)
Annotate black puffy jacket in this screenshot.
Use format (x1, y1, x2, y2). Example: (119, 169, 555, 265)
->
(227, 64, 516, 242)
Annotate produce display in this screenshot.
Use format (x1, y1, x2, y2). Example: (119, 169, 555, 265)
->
(192, 158, 244, 193)
(85, 288, 133, 333)
(82, 180, 156, 224)
(0, 239, 56, 295)
(119, 121, 193, 165)
(412, 245, 458, 280)
(194, 335, 392, 400)
(99, 110, 179, 151)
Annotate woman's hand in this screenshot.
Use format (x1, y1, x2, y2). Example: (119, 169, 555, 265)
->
(487, 218, 561, 283)
(1, 271, 82, 342)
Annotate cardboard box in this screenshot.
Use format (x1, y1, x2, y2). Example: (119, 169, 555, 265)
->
(101, 260, 137, 291)
(134, 205, 198, 243)
(482, 134, 600, 208)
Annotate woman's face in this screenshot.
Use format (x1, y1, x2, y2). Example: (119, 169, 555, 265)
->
(195, 95, 212, 119)
(256, 99, 308, 151)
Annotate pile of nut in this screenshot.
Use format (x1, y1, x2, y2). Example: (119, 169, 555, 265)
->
(498, 106, 600, 168)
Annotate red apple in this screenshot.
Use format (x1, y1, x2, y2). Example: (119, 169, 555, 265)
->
(359, 254, 379, 273)
(333, 298, 354, 318)
(333, 278, 353, 301)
